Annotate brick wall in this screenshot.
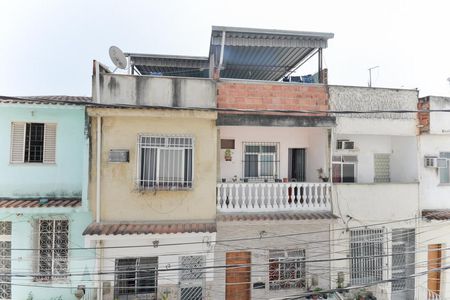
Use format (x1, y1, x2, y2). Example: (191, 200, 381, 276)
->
(418, 97, 430, 133)
(217, 81, 329, 115)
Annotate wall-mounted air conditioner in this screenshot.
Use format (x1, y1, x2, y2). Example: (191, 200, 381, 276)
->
(337, 139, 355, 150)
(424, 156, 447, 168)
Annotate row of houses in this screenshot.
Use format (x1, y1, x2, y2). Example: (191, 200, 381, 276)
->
(1, 26, 450, 300)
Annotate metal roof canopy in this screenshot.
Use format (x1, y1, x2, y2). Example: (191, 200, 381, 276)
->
(127, 26, 334, 81)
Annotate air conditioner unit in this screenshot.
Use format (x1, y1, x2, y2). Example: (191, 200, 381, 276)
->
(337, 140, 355, 150)
(424, 156, 448, 168)
(109, 149, 129, 163)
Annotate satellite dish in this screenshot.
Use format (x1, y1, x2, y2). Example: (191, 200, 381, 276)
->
(109, 46, 127, 69)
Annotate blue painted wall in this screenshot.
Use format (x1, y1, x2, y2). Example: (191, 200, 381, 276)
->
(0, 104, 86, 198)
(0, 103, 95, 299)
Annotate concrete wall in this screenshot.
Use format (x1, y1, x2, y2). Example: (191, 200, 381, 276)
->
(330, 86, 418, 136)
(332, 183, 419, 221)
(217, 80, 329, 114)
(213, 220, 332, 300)
(428, 96, 450, 134)
(0, 207, 94, 300)
(218, 126, 329, 182)
(85, 233, 216, 300)
(95, 73, 217, 108)
(88, 108, 218, 222)
(333, 134, 418, 183)
(0, 104, 86, 198)
(418, 134, 450, 209)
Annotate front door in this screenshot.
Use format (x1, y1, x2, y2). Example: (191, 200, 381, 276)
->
(428, 244, 442, 297)
(226, 251, 251, 300)
(289, 148, 306, 182)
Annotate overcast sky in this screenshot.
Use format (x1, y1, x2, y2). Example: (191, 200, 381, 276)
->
(1, 0, 449, 97)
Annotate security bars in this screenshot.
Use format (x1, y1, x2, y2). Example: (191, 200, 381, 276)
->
(0, 222, 11, 300)
(137, 135, 193, 190)
(269, 249, 306, 290)
(179, 255, 206, 300)
(114, 257, 158, 298)
(242, 142, 280, 180)
(350, 229, 384, 285)
(37, 220, 69, 281)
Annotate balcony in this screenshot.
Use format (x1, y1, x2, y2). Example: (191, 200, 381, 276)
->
(217, 182, 331, 212)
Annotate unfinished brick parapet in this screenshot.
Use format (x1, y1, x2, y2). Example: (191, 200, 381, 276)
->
(418, 97, 430, 133)
(217, 81, 329, 115)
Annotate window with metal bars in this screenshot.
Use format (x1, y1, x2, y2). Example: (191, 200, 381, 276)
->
(114, 257, 158, 299)
(137, 135, 193, 190)
(350, 229, 384, 285)
(243, 142, 279, 179)
(37, 220, 69, 281)
(10, 122, 56, 164)
(179, 255, 205, 300)
(269, 249, 306, 290)
(0, 222, 11, 300)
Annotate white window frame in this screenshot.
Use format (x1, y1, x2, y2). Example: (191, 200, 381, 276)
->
(268, 249, 306, 290)
(37, 219, 69, 281)
(137, 135, 194, 190)
(332, 155, 357, 183)
(10, 122, 57, 164)
(243, 142, 279, 179)
(439, 152, 450, 184)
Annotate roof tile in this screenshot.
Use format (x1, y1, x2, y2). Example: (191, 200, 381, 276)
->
(0, 198, 81, 208)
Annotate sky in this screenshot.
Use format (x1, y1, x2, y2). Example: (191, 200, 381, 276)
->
(0, 0, 449, 97)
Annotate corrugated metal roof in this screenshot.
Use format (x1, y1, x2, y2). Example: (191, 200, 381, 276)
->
(128, 26, 333, 81)
(0, 198, 81, 208)
(0, 95, 92, 105)
(83, 222, 217, 236)
(422, 209, 450, 220)
(217, 211, 337, 222)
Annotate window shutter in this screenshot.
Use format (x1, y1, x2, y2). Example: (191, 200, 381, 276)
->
(43, 124, 57, 163)
(10, 122, 25, 163)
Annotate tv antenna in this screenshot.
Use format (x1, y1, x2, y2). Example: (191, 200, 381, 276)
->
(368, 66, 379, 87)
(109, 46, 128, 71)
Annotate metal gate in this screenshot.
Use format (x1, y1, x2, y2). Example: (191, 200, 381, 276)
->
(391, 229, 415, 300)
(179, 255, 205, 300)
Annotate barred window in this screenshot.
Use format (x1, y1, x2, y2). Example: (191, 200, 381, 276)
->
(10, 122, 56, 164)
(0, 222, 11, 300)
(269, 249, 306, 290)
(243, 142, 279, 179)
(179, 255, 205, 300)
(37, 220, 69, 281)
(350, 229, 384, 285)
(138, 136, 193, 190)
(114, 257, 158, 299)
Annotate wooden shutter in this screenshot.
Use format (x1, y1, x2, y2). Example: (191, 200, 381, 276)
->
(43, 123, 57, 163)
(10, 122, 25, 163)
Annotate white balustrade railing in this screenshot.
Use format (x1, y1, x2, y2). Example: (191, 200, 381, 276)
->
(216, 182, 331, 212)
(428, 290, 441, 300)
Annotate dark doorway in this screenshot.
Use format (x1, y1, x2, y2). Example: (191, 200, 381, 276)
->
(289, 148, 306, 182)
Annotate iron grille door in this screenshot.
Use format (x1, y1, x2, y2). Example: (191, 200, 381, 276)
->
(391, 229, 415, 298)
(350, 229, 384, 285)
(179, 255, 205, 300)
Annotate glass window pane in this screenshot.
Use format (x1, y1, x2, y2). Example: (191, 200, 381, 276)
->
(332, 163, 342, 183)
(141, 148, 157, 187)
(343, 164, 355, 182)
(261, 145, 276, 153)
(159, 149, 183, 183)
(440, 153, 450, 183)
(245, 145, 260, 153)
(260, 154, 274, 176)
(244, 154, 258, 177)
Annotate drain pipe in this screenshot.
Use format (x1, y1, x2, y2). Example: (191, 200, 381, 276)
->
(94, 60, 103, 300)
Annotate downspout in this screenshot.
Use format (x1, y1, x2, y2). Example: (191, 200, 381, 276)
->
(94, 60, 103, 300)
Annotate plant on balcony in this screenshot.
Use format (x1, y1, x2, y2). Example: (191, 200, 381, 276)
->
(224, 149, 233, 161)
(317, 168, 329, 182)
